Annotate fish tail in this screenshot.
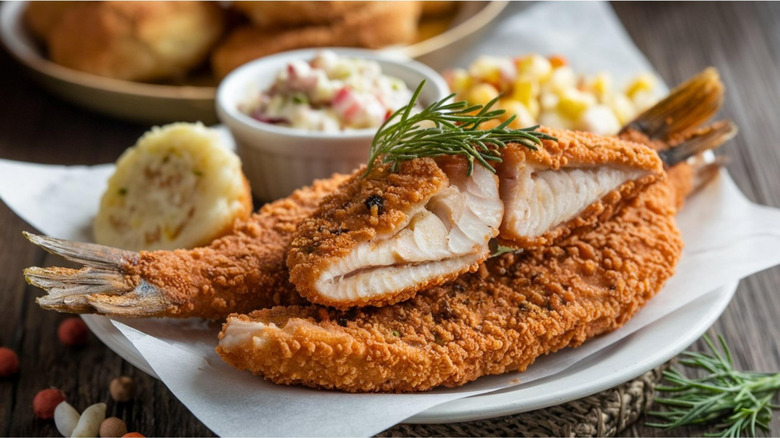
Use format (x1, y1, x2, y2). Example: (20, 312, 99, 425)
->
(658, 120, 737, 167)
(23, 232, 169, 317)
(620, 67, 724, 141)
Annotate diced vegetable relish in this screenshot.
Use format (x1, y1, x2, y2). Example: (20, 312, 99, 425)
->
(444, 54, 660, 135)
(241, 51, 416, 132)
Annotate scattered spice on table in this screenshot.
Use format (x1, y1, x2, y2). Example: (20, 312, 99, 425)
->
(0, 347, 19, 377)
(110, 376, 136, 402)
(33, 388, 66, 419)
(100, 417, 128, 438)
(57, 317, 89, 347)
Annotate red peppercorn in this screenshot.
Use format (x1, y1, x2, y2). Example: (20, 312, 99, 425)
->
(0, 347, 19, 378)
(58, 317, 89, 347)
(33, 388, 66, 419)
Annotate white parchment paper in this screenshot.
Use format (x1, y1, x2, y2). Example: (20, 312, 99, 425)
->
(2, 3, 780, 437)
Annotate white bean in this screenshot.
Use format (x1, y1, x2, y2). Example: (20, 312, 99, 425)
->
(70, 403, 106, 438)
(53, 402, 80, 437)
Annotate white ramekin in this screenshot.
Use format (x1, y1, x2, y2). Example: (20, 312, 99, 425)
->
(215, 48, 450, 201)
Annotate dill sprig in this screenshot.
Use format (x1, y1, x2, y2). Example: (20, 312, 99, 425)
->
(489, 241, 521, 258)
(364, 81, 556, 177)
(647, 335, 780, 437)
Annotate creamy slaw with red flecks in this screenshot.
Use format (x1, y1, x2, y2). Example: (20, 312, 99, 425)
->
(241, 51, 417, 132)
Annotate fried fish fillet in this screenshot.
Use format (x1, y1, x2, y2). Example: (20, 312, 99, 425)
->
(286, 127, 663, 309)
(287, 157, 503, 309)
(218, 177, 682, 392)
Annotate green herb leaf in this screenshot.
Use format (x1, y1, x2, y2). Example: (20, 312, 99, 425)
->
(292, 93, 308, 104)
(490, 244, 519, 258)
(646, 334, 780, 437)
(364, 81, 556, 177)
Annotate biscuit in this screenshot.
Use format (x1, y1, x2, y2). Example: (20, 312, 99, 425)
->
(233, 1, 371, 28)
(24, 1, 78, 42)
(212, 1, 421, 78)
(48, 2, 224, 81)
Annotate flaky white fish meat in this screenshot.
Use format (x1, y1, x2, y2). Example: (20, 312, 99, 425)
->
(287, 157, 503, 308)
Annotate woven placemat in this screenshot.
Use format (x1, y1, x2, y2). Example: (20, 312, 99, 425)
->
(378, 361, 671, 437)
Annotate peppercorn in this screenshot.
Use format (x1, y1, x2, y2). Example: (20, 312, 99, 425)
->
(109, 376, 135, 402)
(364, 194, 384, 216)
(99, 417, 128, 437)
(33, 388, 66, 419)
(58, 317, 89, 347)
(0, 347, 19, 378)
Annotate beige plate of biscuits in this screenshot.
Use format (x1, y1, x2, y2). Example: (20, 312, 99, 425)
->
(0, 1, 507, 125)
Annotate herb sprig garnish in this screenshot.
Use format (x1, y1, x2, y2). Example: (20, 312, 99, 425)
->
(647, 335, 780, 437)
(364, 81, 556, 177)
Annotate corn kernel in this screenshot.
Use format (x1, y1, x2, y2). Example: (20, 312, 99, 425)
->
(512, 76, 539, 105)
(467, 83, 500, 106)
(625, 73, 656, 98)
(610, 93, 636, 125)
(557, 89, 596, 120)
(498, 99, 536, 128)
(585, 72, 613, 103)
(516, 54, 552, 82)
(577, 105, 621, 135)
(446, 68, 472, 94)
(525, 98, 540, 119)
(469, 56, 503, 86)
(545, 66, 577, 93)
(540, 92, 559, 111)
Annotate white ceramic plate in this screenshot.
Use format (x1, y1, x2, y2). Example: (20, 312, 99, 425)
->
(0, 1, 507, 124)
(82, 281, 737, 424)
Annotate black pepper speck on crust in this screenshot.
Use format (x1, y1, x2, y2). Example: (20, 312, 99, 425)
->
(364, 194, 384, 216)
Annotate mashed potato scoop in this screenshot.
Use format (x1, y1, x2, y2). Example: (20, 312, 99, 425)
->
(93, 123, 252, 251)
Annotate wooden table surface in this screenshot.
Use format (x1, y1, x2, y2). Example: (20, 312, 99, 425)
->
(1, 2, 779, 436)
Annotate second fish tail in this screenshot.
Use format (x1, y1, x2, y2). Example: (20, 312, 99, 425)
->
(620, 67, 724, 141)
(23, 232, 170, 317)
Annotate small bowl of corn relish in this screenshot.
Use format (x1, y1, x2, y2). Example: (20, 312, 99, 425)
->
(444, 54, 659, 136)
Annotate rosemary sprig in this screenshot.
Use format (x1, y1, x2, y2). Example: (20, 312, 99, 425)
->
(647, 335, 780, 437)
(364, 81, 556, 177)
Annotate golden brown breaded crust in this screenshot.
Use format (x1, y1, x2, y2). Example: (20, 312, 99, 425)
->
(212, 1, 421, 78)
(218, 178, 683, 392)
(287, 159, 449, 309)
(24, 1, 78, 42)
(234, 1, 372, 28)
(123, 174, 349, 320)
(514, 126, 665, 171)
(48, 1, 224, 81)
